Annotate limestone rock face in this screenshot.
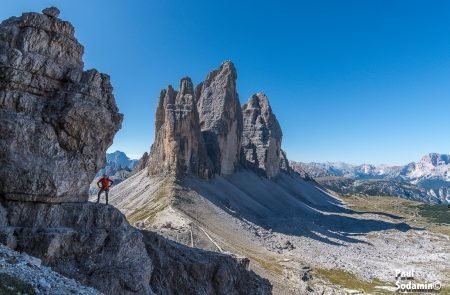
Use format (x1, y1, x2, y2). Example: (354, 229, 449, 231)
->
(0, 9, 123, 202)
(241, 93, 282, 179)
(0, 201, 152, 295)
(148, 78, 212, 178)
(142, 230, 272, 295)
(196, 61, 243, 175)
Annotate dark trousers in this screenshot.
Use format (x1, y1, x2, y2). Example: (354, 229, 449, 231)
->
(97, 188, 109, 204)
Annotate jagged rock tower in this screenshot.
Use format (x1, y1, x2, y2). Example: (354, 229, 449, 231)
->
(0, 7, 123, 202)
(147, 62, 291, 180)
(0, 8, 152, 294)
(241, 93, 283, 178)
(148, 78, 212, 178)
(196, 61, 243, 175)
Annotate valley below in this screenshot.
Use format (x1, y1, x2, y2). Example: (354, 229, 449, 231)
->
(103, 170, 450, 294)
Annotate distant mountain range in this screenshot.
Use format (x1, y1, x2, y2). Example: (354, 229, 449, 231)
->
(291, 153, 450, 204)
(97, 151, 139, 176)
(90, 151, 140, 195)
(95, 151, 450, 204)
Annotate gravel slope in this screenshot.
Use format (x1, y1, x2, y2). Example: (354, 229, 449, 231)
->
(0, 244, 100, 295)
(109, 170, 450, 293)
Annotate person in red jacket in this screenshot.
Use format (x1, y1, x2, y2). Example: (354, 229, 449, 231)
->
(97, 174, 113, 205)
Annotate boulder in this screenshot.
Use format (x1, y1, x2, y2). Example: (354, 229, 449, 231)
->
(148, 78, 212, 178)
(241, 93, 282, 179)
(0, 201, 152, 295)
(142, 230, 272, 295)
(42, 7, 60, 18)
(0, 9, 123, 202)
(196, 61, 243, 175)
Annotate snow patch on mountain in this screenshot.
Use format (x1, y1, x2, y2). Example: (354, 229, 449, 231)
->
(97, 151, 139, 176)
(291, 153, 450, 204)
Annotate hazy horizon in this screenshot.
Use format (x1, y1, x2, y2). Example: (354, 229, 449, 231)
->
(109, 149, 448, 167)
(3, 0, 449, 165)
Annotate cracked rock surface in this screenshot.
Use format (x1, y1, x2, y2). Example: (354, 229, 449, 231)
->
(0, 7, 123, 202)
(148, 78, 212, 179)
(242, 93, 283, 179)
(196, 61, 243, 175)
(0, 244, 101, 295)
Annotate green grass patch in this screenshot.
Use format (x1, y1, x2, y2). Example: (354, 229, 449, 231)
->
(341, 194, 450, 237)
(127, 178, 173, 225)
(0, 273, 35, 295)
(417, 204, 450, 225)
(315, 268, 393, 294)
(128, 206, 159, 225)
(249, 255, 284, 275)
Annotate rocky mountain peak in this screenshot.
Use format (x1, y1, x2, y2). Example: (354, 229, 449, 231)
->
(178, 77, 195, 103)
(241, 93, 283, 178)
(246, 92, 276, 122)
(247, 92, 269, 105)
(420, 153, 450, 166)
(155, 86, 173, 132)
(202, 60, 237, 88)
(106, 151, 133, 166)
(147, 62, 291, 180)
(42, 7, 60, 18)
(148, 77, 212, 178)
(196, 61, 243, 175)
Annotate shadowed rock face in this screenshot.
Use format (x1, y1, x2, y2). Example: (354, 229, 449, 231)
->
(142, 230, 272, 295)
(0, 201, 153, 295)
(196, 61, 243, 175)
(148, 78, 212, 179)
(0, 9, 123, 202)
(241, 93, 282, 179)
(280, 149, 292, 174)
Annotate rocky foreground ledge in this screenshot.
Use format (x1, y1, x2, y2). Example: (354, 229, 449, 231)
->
(0, 201, 152, 294)
(0, 244, 100, 294)
(0, 7, 271, 295)
(0, 201, 271, 294)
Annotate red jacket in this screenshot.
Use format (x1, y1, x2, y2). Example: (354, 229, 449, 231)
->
(97, 177, 113, 189)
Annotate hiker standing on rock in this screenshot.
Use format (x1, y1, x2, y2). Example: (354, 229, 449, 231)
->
(97, 174, 113, 205)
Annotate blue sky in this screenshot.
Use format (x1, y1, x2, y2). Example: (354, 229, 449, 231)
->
(2, 0, 450, 165)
